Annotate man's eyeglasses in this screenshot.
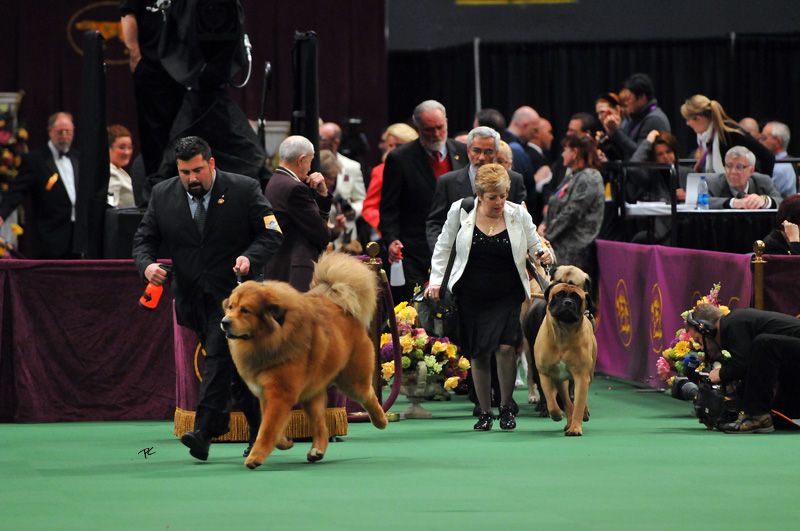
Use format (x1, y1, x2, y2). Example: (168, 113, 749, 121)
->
(725, 163, 752, 172)
(470, 147, 495, 157)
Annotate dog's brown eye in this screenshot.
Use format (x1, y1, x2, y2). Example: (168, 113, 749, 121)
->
(240, 307, 250, 314)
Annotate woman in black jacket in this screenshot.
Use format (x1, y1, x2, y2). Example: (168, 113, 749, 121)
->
(681, 94, 774, 176)
(762, 193, 800, 255)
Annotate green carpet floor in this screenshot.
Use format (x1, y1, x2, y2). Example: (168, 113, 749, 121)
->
(1, 376, 798, 531)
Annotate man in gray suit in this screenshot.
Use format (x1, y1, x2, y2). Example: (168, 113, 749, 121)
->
(707, 146, 782, 210)
(426, 126, 527, 250)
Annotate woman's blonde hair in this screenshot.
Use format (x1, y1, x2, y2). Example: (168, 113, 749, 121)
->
(680, 94, 738, 143)
(319, 149, 341, 179)
(475, 163, 510, 195)
(385, 123, 418, 144)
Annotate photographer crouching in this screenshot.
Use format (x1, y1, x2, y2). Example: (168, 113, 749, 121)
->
(686, 303, 800, 433)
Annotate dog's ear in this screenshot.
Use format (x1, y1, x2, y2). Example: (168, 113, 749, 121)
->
(222, 297, 229, 311)
(583, 279, 596, 316)
(543, 282, 556, 302)
(263, 303, 286, 326)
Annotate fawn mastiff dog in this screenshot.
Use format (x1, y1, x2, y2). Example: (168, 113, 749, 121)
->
(533, 265, 597, 436)
(221, 252, 388, 469)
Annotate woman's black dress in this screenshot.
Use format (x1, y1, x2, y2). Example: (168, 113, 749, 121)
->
(454, 227, 525, 360)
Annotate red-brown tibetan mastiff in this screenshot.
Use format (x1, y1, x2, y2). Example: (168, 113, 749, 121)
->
(221, 252, 388, 469)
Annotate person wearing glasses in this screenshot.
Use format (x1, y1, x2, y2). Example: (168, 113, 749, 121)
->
(706, 146, 782, 210)
(426, 126, 526, 251)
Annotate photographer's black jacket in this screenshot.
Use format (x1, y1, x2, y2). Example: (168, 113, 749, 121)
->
(719, 309, 800, 382)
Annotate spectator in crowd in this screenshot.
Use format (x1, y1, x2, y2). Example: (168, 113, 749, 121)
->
(120, 1, 185, 183)
(739, 117, 761, 138)
(425, 163, 552, 431)
(762, 193, 800, 255)
(706, 146, 782, 210)
(629, 129, 689, 202)
(759, 121, 797, 197)
(595, 92, 626, 162)
(319, 122, 366, 250)
(681, 94, 774, 176)
(601, 73, 671, 160)
(426, 126, 526, 250)
(538, 135, 604, 274)
(473, 108, 507, 138)
(534, 112, 600, 215)
(0, 111, 80, 258)
(528, 117, 553, 172)
(264, 135, 332, 291)
(361, 123, 418, 235)
(380, 100, 467, 301)
(504, 106, 540, 188)
(687, 303, 800, 434)
(107, 124, 136, 208)
(496, 140, 513, 171)
(132, 136, 282, 461)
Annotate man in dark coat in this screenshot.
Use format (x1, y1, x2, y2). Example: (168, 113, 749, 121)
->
(380, 100, 467, 301)
(263, 135, 332, 292)
(688, 304, 800, 434)
(0, 112, 80, 258)
(426, 126, 527, 250)
(132, 136, 282, 461)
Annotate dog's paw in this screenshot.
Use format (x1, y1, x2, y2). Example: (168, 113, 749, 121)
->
(583, 409, 590, 422)
(549, 410, 563, 422)
(527, 388, 540, 404)
(276, 437, 294, 450)
(307, 447, 325, 463)
(564, 425, 583, 436)
(245, 455, 263, 469)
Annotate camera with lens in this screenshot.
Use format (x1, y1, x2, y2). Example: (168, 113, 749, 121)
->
(671, 371, 741, 430)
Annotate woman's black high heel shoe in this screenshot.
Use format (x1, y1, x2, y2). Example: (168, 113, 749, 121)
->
(473, 412, 494, 431)
(499, 405, 516, 430)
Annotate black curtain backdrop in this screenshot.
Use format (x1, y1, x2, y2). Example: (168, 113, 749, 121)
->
(388, 34, 800, 158)
(0, 0, 386, 167)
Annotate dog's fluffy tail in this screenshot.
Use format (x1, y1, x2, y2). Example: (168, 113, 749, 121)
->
(310, 252, 378, 328)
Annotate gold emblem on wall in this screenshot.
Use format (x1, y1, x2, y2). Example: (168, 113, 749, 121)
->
(67, 1, 128, 66)
(650, 283, 664, 353)
(615, 279, 632, 348)
(193, 342, 207, 381)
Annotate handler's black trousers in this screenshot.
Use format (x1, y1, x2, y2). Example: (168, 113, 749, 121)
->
(194, 294, 260, 439)
(744, 334, 800, 415)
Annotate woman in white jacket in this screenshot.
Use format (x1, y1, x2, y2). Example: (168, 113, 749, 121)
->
(426, 164, 552, 431)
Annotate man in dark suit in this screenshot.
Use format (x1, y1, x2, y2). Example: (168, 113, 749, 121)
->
(426, 126, 527, 250)
(380, 100, 467, 301)
(132, 136, 282, 461)
(264, 135, 332, 292)
(0, 112, 80, 258)
(707, 146, 783, 210)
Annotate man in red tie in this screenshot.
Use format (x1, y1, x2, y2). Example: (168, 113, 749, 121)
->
(380, 100, 467, 301)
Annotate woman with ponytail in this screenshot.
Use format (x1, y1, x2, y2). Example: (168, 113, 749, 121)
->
(680, 95, 774, 175)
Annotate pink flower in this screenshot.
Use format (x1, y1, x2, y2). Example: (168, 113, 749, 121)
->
(656, 357, 672, 382)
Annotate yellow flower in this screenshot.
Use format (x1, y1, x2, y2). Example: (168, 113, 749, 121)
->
(399, 335, 414, 353)
(446, 343, 458, 359)
(394, 301, 408, 313)
(673, 341, 690, 356)
(431, 341, 447, 355)
(397, 306, 417, 325)
(443, 376, 460, 391)
(380, 333, 392, 348)
(10, 223, 23, 236)
(458, 357, 471, 370)
(381, 361, 395, 381)
(719, 305, 730, 315)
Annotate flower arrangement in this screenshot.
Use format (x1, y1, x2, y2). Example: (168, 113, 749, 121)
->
(379, 301, 470, 391)
(657, 283, 731, 386)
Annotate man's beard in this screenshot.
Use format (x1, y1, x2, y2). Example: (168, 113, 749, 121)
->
(187, 183, 206, 197)
(420, 137, 445, 153)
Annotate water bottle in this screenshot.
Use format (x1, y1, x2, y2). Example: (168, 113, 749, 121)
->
(390, 260, 406, 287)
(696, 176, 709, 210)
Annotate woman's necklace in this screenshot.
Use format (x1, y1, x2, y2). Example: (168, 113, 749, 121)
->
(480, 210, 501, 236)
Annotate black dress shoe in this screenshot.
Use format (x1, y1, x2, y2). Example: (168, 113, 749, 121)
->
(499, 405, 516, 430)
(473, 412, 493, 431)
(180, 430, 210, 461)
